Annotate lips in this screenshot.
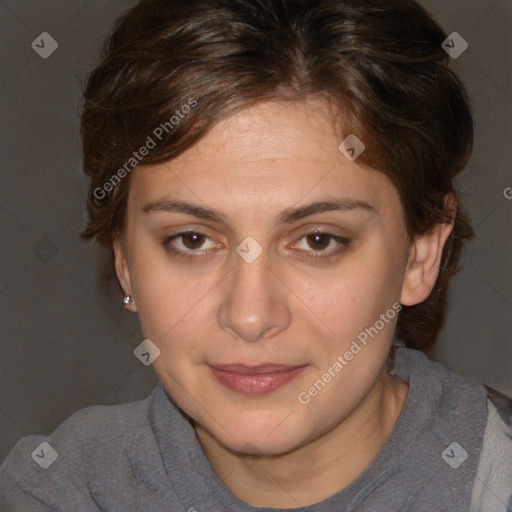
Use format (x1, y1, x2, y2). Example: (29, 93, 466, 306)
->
(211, 363, 303, 374)
(208, 363, 308, 394)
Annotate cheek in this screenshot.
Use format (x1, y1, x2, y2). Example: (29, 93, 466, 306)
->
(299, 255, 402, 340)
(133, 269, 207, 341)
(127, 246, 221, 365)
(126, 241, 180, 333)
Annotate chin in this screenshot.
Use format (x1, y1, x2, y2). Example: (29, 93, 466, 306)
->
(230, 434, 303, 458)
(209, 412, 310, 457)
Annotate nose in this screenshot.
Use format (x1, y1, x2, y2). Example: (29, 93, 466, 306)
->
(217, 245, 291, 343)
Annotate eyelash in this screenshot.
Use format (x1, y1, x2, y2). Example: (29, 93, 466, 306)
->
(163, 229, 351, 261)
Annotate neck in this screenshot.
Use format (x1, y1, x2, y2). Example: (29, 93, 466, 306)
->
(194, 371, 409, 508)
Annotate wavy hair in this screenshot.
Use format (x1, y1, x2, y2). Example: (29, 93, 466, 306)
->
(81, 0, 474, 350)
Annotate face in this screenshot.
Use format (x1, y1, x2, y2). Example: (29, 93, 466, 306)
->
(115, 99, 439, 456)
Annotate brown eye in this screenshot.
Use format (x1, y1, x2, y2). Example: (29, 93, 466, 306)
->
(163, 230, 218, 259)
(306, 233, 331, 251)
(181, 232, 207, 249)
(292, 230, 351, 259)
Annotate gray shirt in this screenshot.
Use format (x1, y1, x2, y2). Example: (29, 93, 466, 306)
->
(1, 347, 511, 511)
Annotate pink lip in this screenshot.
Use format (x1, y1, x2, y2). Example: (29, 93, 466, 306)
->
(208, 364, 308, 394)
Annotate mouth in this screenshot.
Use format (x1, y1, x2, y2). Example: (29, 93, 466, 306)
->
(208, 363, 308, 395)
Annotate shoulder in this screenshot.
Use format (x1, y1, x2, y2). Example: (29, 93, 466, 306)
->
(470, 386, 512, 512)
(0, 388, 158, 511)
(390, 346, 489, 405)
(392, 348, 512, 510)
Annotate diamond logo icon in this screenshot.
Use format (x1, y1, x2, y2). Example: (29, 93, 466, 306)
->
(236, 236, 263, 264)
(239, 442, 262, 468)
(338, 134, 365, 161)
(441, 32, 468, 59)
(31, 442, 58, 468)
(134, 339, 161, 366)
(442, 441, 468, 469)
(32, 236, 59, 263)
(31, 32, 58, 59)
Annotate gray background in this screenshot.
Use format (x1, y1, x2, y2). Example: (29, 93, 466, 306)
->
(0, 0, 511, 463)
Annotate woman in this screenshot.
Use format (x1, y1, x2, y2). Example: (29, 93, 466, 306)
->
(1, 0, 511, 510)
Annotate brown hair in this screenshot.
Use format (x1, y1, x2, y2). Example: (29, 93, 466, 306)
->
(80, 0, 474, 350)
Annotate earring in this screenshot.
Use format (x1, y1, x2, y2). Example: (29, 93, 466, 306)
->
(123, 295, 133, 305)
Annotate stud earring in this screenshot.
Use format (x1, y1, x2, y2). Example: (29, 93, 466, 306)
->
(123, 295, 133, 305)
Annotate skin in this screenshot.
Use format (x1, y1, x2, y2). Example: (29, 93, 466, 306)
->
(114, 98, 454, 508)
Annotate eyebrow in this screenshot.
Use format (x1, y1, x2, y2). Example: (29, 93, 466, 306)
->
(142, 197, 375, 228)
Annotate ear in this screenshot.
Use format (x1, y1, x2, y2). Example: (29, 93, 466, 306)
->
(113, 238, 137, 312)
(400, 194, 456, 306)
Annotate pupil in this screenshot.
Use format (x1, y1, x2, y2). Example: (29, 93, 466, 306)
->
(307, 233, 329, 250)
(184, 232, 204, 249)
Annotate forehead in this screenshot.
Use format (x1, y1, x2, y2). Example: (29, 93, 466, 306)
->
(129, 99, 403, 225)
(194, 99, 340, 163)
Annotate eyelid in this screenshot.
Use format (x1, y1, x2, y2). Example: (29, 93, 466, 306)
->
(288, 229, 351, 258)
(163, 227, 351, 260)
(163, 229, 221, 257)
